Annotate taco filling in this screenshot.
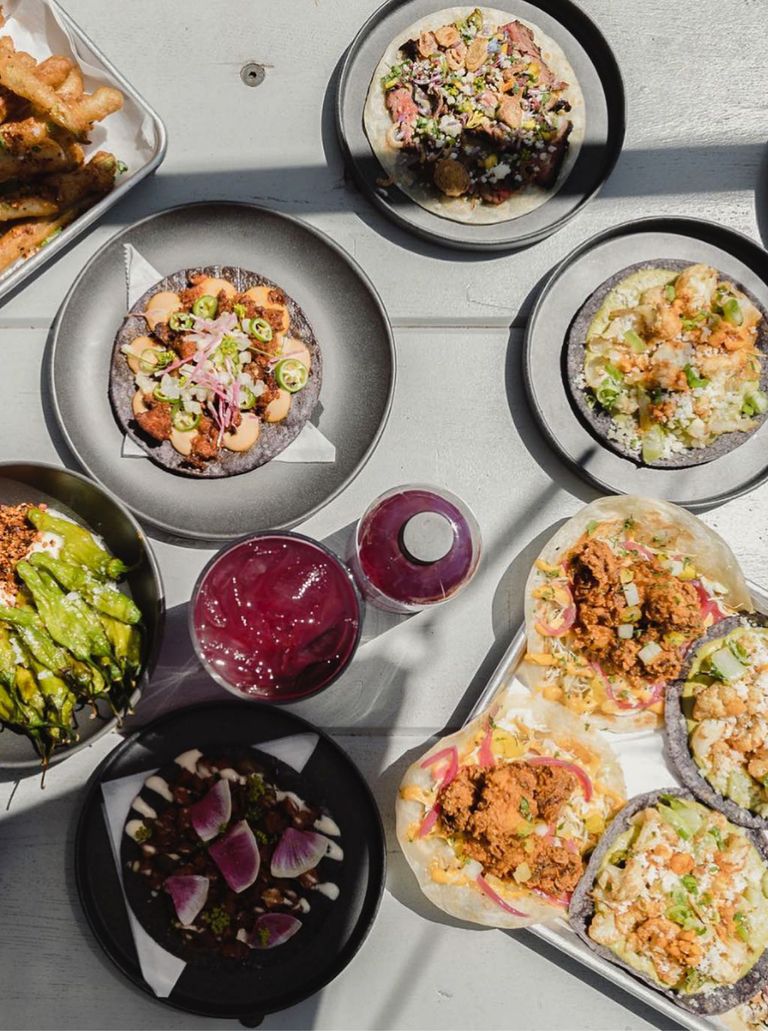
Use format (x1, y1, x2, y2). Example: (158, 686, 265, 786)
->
(580, 263, 767, 464)
(680, 623, 768, 819)
(526, 514, 733, 720)
(586, 795, 768, 997)
(377, 9, 574, 205)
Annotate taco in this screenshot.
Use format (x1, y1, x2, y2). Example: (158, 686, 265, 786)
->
(565, 261, 768, 468)
(363, 7, 585, 225)
(569, 789, 768, 1015)
(724, 990, 768, 1031)
(665, 614, 768, 829)
(109, 265, 321, 478)
(395, 692, 625, 928)
(519, 495, 752, 731)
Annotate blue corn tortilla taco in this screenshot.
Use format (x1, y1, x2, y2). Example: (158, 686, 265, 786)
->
(665, 614, 768, 831)
(565, 261, 768, 468)
(569, 788, 768, 1015)
(109, 264, 321, 478)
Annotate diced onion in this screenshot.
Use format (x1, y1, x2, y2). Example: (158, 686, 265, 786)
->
(622, 582, 640, 607)
(638, 641, 662, 665)
(618, 624, 634, 640)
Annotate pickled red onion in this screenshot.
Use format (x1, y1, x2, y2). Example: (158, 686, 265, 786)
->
(534, 582, 576, 637)
(693, 580, 728, 622)
(592, 661, 663, 714)
(420, 746, 459, 789)
(525, 756, 592, 801)
(476, 874, 528, 917)
(477, 723, 495, 768)
(417, 805, 440, 838)
(532, 887, 572, 909)
(624, 540, 654, 560)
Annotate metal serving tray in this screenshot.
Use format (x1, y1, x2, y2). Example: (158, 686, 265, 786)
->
(465, 579, 768, 1031)
(0, 0, 167, 305)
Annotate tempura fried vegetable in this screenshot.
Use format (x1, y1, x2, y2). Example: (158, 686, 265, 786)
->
(29, 551, 141, 625)
(0, 203, 81, 273)
(27, 507, 128, 580)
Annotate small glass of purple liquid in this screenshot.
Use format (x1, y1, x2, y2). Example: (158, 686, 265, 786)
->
(349, 485, 481, 614)
(190, 532, 362, 702)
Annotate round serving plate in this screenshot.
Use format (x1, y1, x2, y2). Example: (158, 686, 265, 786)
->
(49, 202, 396, 541)
(336, 0, 625, 251)
(0, 462, 164, 770)
(523, 217, 768, 511)
(75, 700, 386, 1023)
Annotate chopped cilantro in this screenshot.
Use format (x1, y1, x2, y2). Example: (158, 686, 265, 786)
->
(519, 797, 531, 819)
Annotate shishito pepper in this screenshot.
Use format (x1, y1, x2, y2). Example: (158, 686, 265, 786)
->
(27, 508, 128, 580)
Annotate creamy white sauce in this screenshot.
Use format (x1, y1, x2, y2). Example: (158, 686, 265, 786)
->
(296, 897, 311, 913)
(131, 795, 157, 820)
(125, 819, 147, 841)
(141, 844, 156, 856)
(145, 775, 173, 801)
(0, 584, 16, 607)
(235, 928, 249, 945)
(175, 749, 203, 773)
(218, 767, 247, 785)
(196, 763, 214, 779)
(275, 789, 309, 811)
(26, 531, 63, 560)
(314, 815, 340, 836)
(322, 838, 343, 862)
(314, 882, 340, 901)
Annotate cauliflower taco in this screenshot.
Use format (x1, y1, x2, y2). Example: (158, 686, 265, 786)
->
(569, 789, 768, 1015)
(396, 692, 625, 928)
(364, 7, 585, 225)
(519, 496, 752, 731)
(566, 261, 768, 467)
(665, 614, 768, 830)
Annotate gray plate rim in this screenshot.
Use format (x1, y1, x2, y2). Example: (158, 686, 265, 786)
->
(523, 214, 768, 510)
(48, 201, 397, 542)
(336, 0, 626, 252)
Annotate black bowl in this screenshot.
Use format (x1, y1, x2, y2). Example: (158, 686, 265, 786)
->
(0, 461, 164, 770)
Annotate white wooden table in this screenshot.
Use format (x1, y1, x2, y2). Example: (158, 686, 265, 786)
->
(1, 1, 767, 1028)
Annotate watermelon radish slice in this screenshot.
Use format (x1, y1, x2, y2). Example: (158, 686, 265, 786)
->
(271, 827, 328, 879)
(164, 874, 209, 926)
(189, 778, 232, 842)
(209, 819, 260, 893)
(240, 913, 302, 949)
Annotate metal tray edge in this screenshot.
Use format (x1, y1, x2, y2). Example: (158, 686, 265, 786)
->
(0, 0, 168, 305)
(463, 577, 768, 1031)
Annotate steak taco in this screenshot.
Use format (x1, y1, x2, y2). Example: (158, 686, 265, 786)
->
(396, 692, 625, 928)
(519, 496, 752, 731)
(665, 614, 768, 830)
(569, 789, 768, 1015)
(566, 261, 768, 467)
(364, 7, 585, 225)
(109, 265, 321, 478)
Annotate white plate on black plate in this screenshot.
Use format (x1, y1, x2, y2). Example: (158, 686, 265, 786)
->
(336, 0, 625, 251)
(75, 701, 386, 1024)
(49, 202, 396, 541)
(523, 217, 768, 510)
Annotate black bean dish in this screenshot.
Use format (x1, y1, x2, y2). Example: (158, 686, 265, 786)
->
(121, 747, 343, 964)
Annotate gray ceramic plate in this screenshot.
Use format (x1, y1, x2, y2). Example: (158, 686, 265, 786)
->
(0, 462, 164, 770)
(49, 203, 396, 540)
(523, 217, 768, 510)
(336, 0, 625, 251)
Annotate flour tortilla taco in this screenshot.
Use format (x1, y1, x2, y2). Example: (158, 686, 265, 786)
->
(364, 7, 585, 225)
(109, 265, 321, 478)
(396, 692, 625, 928)
(665, 614, 768, 830)
(569, 788, 768, 1015)
(519, 495, 752, 731)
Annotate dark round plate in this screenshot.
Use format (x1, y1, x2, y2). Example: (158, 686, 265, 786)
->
(523, 217, 768, 509)
(75, 701, 386, 1023)
(0, 461, 164, 770)
(336, 0, 625, 251)
(49, 202, 396, 541)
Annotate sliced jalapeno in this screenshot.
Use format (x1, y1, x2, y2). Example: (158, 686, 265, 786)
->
(169, 311, 195, 331)
(274, 358, 308, 393)
(152, 383, 176, 403)
(244, 317, 273, 343)
(192, 294, 218, 319)
(172, 410, 201, 432)
(138, 348, 161, 374)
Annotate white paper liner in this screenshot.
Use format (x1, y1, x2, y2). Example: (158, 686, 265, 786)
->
(120, 245, 336, 463)
(100, 732, 320, 998)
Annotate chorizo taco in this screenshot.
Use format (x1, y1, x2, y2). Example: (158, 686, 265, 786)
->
(109, 265, 321, 478)
(519, 496, 752, 731)
(566, 261, 768, 468)
(665, 614, 768, 830)
(395, 692, 625, 928)
(569, 788, 768, 1015)
(363, 7, 585, 225)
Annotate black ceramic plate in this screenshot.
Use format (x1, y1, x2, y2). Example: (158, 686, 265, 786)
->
(75, 701, 386, 1023)
(523, 217, 768, 510)
(0, 462, 164, 770)
(336, 0, 625, 251)
(49, 202, 396, 541)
